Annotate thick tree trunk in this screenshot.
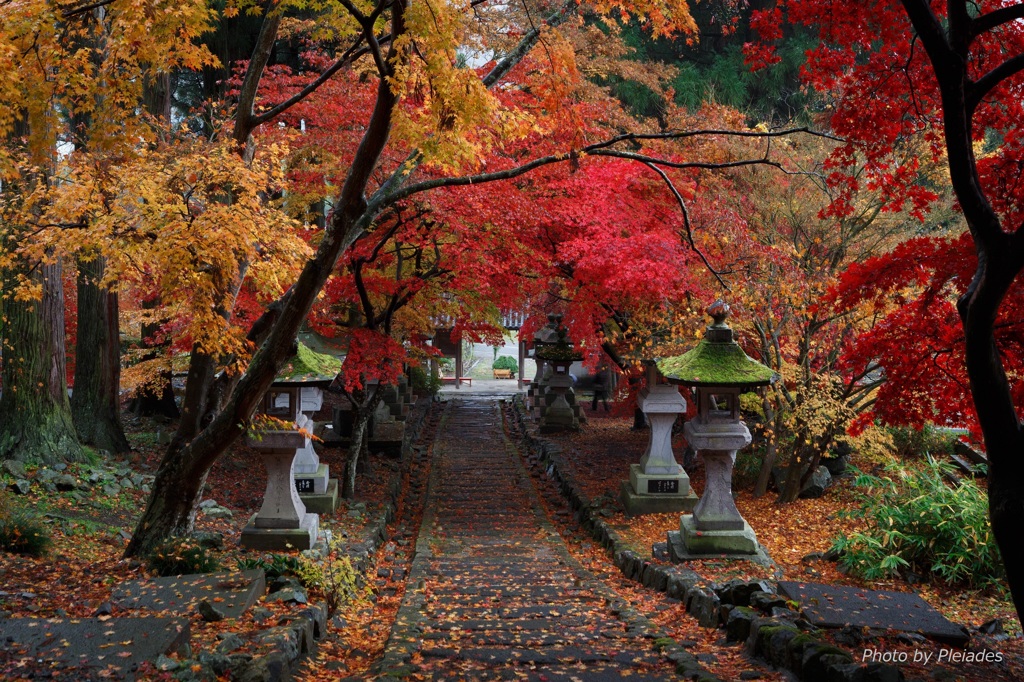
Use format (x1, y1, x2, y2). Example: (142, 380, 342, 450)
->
(958, 254, 1024, 625)
(0, 259, 84, 464)
(71, 255, 129, 453)
(778, 447, 809, 504)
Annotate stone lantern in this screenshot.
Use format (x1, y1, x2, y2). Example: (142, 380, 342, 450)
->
(528, 314, 560, 416)
(241, 385, 320, 551)
(657, 301, 777, 560)
(534, 322, 584, 433)
(619, 362, 698, 515)
(240, 344, 341, 550)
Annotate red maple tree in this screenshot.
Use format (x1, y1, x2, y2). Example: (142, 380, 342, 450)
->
(749, 0, 1024, 622)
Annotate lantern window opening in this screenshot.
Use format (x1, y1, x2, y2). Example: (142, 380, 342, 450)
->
(266, 389, 295, 418)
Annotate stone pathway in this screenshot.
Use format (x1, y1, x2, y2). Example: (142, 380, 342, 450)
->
(376, 399, 687, 680)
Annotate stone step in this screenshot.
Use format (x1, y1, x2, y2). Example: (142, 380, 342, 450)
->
(422, 615, 626, 632)
(419, 645, 658, 665)
(0, 617, 190, 680)
(423, 604, 606, 620)
(112, 569, 265, 619)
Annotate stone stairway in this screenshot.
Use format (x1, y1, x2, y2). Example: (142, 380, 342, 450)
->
(376, 399, 683, 680)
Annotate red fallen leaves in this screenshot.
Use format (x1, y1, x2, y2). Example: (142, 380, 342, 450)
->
(550, 415, 1024, 670)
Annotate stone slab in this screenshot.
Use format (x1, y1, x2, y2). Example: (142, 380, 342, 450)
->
(241, 513, 318, 551)
(111, 569, 265, 619)
(667, 530, 773, 567)
(294, 462, 329, 495)
(619, 480, 697, 516)
(678, 515, 758, 554)
(628, 463, 690, 494)
(777, 581, 970, 646)
(0, 617, 190, 679)
(300, 478, 340, 514)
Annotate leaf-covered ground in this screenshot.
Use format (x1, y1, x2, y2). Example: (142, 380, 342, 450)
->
(553, 406, 1024, 681)
(0, 397, 391, 680)
(3, 397, 1024, 681)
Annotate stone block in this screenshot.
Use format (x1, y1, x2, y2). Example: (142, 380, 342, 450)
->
(778, 581, 970, 646)
(678, 515, 759, 554)
(294, 463, 329, 496)
(0, 617, 190, 677)
(726, 606, 757, 642)
(241, 513, 318, 551)
(299, 478, 340, 514)
(112, 569, 266, 619)
(619, 479, 698, 516)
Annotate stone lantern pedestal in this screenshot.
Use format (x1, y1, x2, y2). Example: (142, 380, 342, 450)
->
(528, 314, 560, 417)
(241, 431, 319, 551)
(668, 417, 758, 557)
(620, 383, 697, 515)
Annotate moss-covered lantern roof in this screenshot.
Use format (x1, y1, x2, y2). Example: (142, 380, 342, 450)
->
(534, 316, 583, 362)
(272, 342, 343, 386)
(657, 301, 778, 389)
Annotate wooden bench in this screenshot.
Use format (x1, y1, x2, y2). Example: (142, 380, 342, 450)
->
(440, 377, 473, 386)
(492, 369, 514, 379)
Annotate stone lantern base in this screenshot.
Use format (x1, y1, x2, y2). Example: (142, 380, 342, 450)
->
(620, 464, 697, 516)
(666, 519, 772, 566)
(298, 474, 340, 514)
(241, 513, 319, 551)
(239, 443, 320, 551)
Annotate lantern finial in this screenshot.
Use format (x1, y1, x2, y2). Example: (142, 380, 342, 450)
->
(707, 299, 730, 327)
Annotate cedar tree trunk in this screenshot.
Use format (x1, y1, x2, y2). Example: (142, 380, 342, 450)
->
(71, 255, 129, 453)
(0, 258, 84, 464)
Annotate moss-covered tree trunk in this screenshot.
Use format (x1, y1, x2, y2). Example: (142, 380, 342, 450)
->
(71, 255, 129, 453)
(0, 258, 84, 464)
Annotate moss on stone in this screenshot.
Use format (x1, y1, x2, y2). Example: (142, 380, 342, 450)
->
(658, 339, 777, 387)
(276, 343, 342, 382)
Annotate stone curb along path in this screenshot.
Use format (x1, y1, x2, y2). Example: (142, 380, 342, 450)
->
(506, 397, 907, 682)
(375, 398, 717, 681)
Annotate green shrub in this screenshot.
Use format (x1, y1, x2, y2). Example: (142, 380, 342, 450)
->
(409, 365, 441, 396)
(148, 536, 221, 576)
(492, 356, 518, 373)
(887, 424, 958, 460)
(0, 513, 51, 557)
(238, 553, 302, 581)
(830, 460, 1003, 589)
(240, 547, 367, 616)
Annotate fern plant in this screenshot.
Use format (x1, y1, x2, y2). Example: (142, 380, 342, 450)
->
(830, 460, 1003, 589)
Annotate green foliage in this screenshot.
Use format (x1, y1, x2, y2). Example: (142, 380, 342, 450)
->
(887, 424, 959, 460)
(148, 536, 222, 576)
(492, 356, 519, 373)
(830, 461, 1003, 589)
(277, 343, 343, 381)
(607, 77, 664, 120)
(237, 553, 302, 580)
(0, 491, 51, 556)
(739, 391, 765, 420)
(733, 446, 764, 487)
(409, 364, 441, 395)
(314, 549, 367, 617)
(241, 541, 368, 616)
